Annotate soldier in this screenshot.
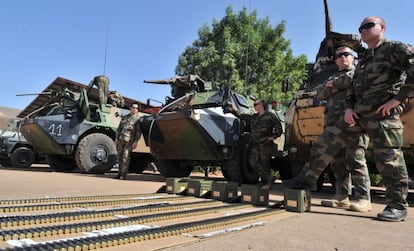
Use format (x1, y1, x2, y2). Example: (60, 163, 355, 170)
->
(284, 47, 372, 212)
(244, 99, 283, 190)
(108, 90, 125, 108)
(114, 102, 142, 180)
(344, 16, 414, 222)
(88, 75, 109, 106)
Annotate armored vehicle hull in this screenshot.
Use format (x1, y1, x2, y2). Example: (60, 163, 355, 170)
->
(141, 75, 287, 184)
(18, 77, 154, 174)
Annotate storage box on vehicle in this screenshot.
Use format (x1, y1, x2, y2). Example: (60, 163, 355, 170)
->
(283, 188, 311, 213)
(211, 181, 239, 202)
(186, 179, 213, 198)
(165, 178, 188, 194)
(241, 184, 268, 206)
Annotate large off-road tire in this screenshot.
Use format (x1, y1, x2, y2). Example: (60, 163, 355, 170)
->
(46, 154, 77, 171)
(222, 152, 242, 183)
(221, 146, 259, 184)
(11, 147, 35, 168)
(156, 159, 192, 177)
(75, 133, 117, 174)
(240, 145, 260, 184)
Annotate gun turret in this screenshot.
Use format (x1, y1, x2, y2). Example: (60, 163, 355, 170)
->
(144, 74, 212, 99)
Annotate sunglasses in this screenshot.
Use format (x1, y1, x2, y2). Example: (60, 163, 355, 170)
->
(335, 51, 353, 59)
(358, 22, 379, 33)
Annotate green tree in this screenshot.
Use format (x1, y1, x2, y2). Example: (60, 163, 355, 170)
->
(176, 6, 308, 103)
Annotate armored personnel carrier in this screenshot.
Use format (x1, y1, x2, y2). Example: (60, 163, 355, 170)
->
(140, 75, 286, 184)
(18, 77, 154, 174)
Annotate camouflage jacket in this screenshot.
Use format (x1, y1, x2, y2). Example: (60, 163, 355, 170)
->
(346, 39, 414, 113)
(116, 113, 141, 144)
(315, 66, 355, 126)
(244, 111, 283, 145)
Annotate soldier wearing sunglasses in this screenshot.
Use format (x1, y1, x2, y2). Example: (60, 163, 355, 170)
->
(344, 16, 414, 222)
(284, 47, 372, 213)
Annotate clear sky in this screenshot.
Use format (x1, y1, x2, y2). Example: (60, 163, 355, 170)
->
(1, 0, 413, 110)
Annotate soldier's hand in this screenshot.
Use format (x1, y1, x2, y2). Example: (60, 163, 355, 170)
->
(325, 80, 334, 88)
(344, 108, 358, 126)
(376, 99, 401, 117)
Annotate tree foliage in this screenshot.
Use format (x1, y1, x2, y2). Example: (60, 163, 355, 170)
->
(176, 6, 308, 103)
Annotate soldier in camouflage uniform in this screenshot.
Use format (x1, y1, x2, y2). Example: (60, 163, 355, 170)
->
(114, 102, 142, 180)
(344, 16, 414, 222)
(108, 90, 125, 108)
(284, 47, 372, 212)
(315, 46, 371, 210)
(245, 99, 283, 190)
(88, 75, 109, 106)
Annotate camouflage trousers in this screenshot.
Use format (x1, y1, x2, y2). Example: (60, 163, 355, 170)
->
(98, 83, 109, 106)
(249, 142, 273, 181)
(330, 150, 351, 196)
(345, 111, 408, 209)
(116, 141, 133, 177)
(303, 125, 371, 200)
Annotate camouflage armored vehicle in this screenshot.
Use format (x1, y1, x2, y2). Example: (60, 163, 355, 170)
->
(0, 119, 43, 168)
(140, 74, 287, 184)
(18, 77, 154, 174)
(284, 0, 414, 187)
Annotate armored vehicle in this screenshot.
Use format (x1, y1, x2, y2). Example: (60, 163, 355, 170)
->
(0, 119, 43, 168)
(18, 77, 154, 174)
(140, 75, 286, 184)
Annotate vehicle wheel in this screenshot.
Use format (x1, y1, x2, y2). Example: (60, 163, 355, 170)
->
(46, 154, 77, 171)
(240, 145, 260, 184)
(156, 159, 192, 177)
(129, 156, 149, 173)
(11, 147, 35, 168)
(222, 151, 242, 183)
(75, 133, 117, 174)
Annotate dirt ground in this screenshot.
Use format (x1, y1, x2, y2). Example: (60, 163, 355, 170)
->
(0, 165, 413, 251)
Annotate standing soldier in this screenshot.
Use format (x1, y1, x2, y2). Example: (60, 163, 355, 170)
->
(245, 99, 283, 190)
(114, 102, 142, 180)
(284, 47, 372, 212)
(344, 16, 414, 222)
(108, 90, 125, 108)
(88, 75, 109, 106)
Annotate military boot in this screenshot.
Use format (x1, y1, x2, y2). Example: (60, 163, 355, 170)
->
(321, 194, 350, 208)
(349, 199, 372, 212)
(283, 176, 317, 191)
(377, 206, 407, 222)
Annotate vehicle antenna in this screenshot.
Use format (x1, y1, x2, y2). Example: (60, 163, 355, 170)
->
(103, 23, 110, 75)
